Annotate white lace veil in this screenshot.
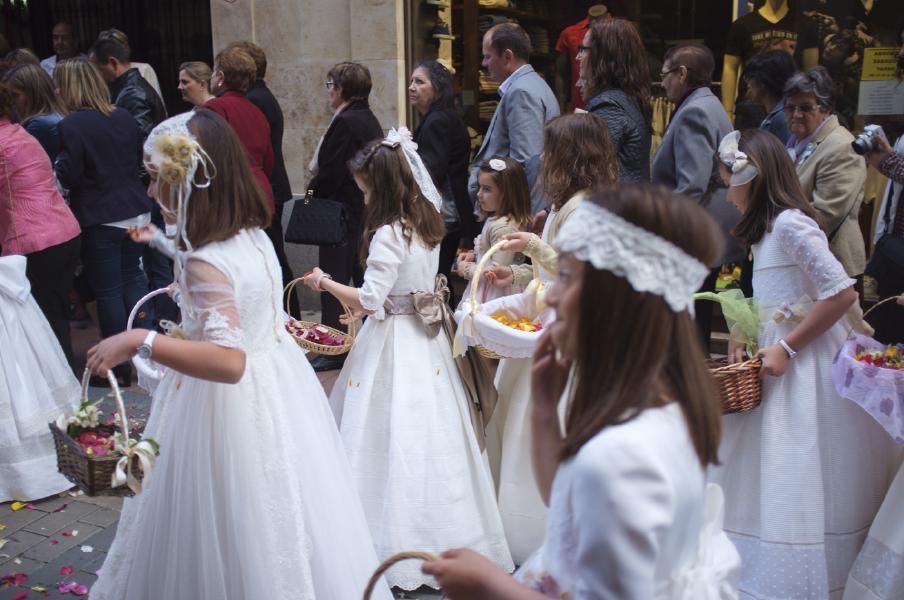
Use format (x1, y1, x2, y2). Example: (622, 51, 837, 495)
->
(555, 201, 709, 315)
(381, 127, 443, 212)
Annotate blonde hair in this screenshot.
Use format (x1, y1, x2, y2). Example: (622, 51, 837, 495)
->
(179, 61, 212, 87)
(53, 57, 114, 116)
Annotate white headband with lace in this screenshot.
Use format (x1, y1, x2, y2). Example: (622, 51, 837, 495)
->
(381, 127, 442, 212)
(143, 112, 216, 253)
(718, 130, 758, 187)
(555, 201, 709, 315)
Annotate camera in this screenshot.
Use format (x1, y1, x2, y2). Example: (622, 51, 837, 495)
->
(851, 124, 885, 155)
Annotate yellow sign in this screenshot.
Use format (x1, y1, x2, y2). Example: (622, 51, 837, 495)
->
(862, 48, 899, 81)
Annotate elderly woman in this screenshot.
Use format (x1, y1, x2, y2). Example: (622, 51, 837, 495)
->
(177, 61, 214, 108)
(579, 17, 652, 182)
(306, 62, 383, 372)
(0, 82, 80, 365)
(784, 66, 867, 279)
(2, 63, 67, 160)
(743, 49, 797, 144)
(409, 60, 474, 290)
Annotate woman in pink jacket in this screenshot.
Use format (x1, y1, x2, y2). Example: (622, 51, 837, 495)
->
(0, 82, 80, 366)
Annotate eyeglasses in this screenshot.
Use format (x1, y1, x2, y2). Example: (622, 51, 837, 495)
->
(783, 103, 821, 115)
(576, 45, 591, 56)
(659, 66, 680, 80)
(324, 80, 336, 89)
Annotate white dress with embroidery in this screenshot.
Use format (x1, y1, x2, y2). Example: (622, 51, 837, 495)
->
(89, 229, 392, 600)
(708, 210, 902, 600)
(516, 403, 741, 599)
(0, 255, 80, 502)
(328, 222, 513, 590)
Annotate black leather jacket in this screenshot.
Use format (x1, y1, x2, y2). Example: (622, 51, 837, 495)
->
(586, 89, 651, 183)
(110, 68, 167, 142)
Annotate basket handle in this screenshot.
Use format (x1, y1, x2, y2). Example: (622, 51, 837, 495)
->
(284, 276, 357, 339)
(844, 294, 903, 340)
(126, 287, 174, 331)
(362, 551, 439, 600)
(80, 368, 129, 444)
(468, 239, 511, 316)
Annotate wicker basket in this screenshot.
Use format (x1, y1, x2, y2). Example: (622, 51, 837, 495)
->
(283, 277, 355, 356)
(49, 369, 143, 497)
(362, 551, 439, 600)
(707, 357, 762, 414)
(462, 240, 544, 360)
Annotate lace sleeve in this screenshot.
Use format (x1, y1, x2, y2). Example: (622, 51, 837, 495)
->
(524, 234, 558, 275)
(774, 209, 855, 300)
(359, 224, 406, 320)
(183, 258, 244, 349)
(485, 218, 523, 268)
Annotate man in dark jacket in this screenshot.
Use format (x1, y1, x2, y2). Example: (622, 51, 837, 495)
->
(227, 41, 296, 312)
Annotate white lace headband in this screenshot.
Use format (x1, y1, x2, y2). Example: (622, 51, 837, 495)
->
(555, 201, 709, 315)
(718, 130, 758, 187)
(143, 112, 216, 253)
(381, 127, 442, 212)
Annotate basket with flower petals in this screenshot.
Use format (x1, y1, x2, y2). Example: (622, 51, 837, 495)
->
(283, 277, 356, 356)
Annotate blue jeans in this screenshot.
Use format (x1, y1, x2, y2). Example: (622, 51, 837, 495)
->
(81, 225, 153, 338)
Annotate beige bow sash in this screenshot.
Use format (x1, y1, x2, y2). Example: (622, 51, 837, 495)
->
(112, 437, 159, 495)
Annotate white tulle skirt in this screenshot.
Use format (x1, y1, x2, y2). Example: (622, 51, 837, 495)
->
(89, 331, 392, 600)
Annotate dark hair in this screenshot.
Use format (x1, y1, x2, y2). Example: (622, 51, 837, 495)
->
(487, 23, 531, 61)
(585, 18, 652, 126)
(172, 109, 272, 247)
(97, 28, 130, 51)
(2, 64, 66, 121)
(90, 38, 130, 65)
(228, 41, 267, 79)
(413, 60, 455, 111)
(783, 66, 836, 111)
(328, 62, 372, 102)
(477, 157, 532, 228)
(560, 185, 724, 467)
(743, 49, 797, 101)
(728, 128, 821, 245)
(0, 82, 14, 118)
(349, 140, 446, 265)
(4, 48, 40, 67)
(664, 43, 715, 86)
(540, 114, 617, 210)
(214, 46, 256, 93)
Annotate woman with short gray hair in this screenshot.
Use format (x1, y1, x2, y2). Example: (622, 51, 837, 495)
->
(783, 66, 866, 278)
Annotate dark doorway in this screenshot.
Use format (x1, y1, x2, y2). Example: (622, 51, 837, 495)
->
(1, 0, 212, 114)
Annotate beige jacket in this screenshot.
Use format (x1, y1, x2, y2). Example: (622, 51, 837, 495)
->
(795, 115, 867, 276)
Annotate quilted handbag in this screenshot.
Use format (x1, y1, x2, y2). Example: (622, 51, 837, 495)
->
(284, 189, 348, 247)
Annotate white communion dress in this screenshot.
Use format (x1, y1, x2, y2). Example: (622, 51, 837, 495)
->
(709, 210, 902, 600)
(516, 403, 741, 599)
(328, 222, 513, 590)
(89, 229, 392, 600)
(0, 255, 80, 502)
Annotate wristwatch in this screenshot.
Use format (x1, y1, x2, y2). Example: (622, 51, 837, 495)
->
(778, 338, 797, 359)
(137, 330, 158, 360)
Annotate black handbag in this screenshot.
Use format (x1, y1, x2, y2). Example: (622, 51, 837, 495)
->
(865, 184, 904, 283)
(284, 190, 348, 247)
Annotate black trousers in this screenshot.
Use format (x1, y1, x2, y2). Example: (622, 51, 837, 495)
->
(144, 206, 179, 326)
(694, 268, 721, 355)
(438, 223, 462, 307)
(26, 235, 81, 369)
(266, 199, 298, 316)
(319, 231, 364, 333)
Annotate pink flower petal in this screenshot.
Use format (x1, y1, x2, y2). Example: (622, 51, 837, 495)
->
(49, 539, 59, 545)
(12, 591, 28, 600)
(50, 504, 68, 513)
(59, 566, 73, 576)
(73, 583, 88, 596)
(57, 581, 76, 593)
(1, 572, 28, 586)
(61, 531, 72, 537)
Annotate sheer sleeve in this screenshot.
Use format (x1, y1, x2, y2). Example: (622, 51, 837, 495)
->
(774, 209, 855, 300)
(183, 258, 244, 349)
(570, 442, 671, 599)
(359, 224, 406, 320)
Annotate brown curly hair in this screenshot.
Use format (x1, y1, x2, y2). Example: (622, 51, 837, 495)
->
(213, 46, 256, 93)
(585, 18, 652, 127)
(540, 114, 617, 210)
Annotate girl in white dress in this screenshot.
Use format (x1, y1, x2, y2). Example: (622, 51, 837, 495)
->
(709, 129, 901, 600)
(0, 254, 80, 502)
(423, 185, 741, 599)
(455, 157, 532, 304)
(86, 111, 392, 600)
(305, 128, 513, 590)
(488, 114, 617, 564)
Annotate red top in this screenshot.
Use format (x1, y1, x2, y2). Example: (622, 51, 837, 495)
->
(205, 91, 275, 212)
(555, 17, 589, 111)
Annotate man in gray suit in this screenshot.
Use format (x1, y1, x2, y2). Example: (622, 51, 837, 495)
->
(469, 23, 560, 204)
(651, 43, 738, 347)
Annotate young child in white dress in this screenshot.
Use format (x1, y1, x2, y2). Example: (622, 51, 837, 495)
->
(455, 157, 531, 304)
(709, 129, 901, 600)
(86, 111, 392, 600)
(0, 255, 80, 502)
(305, 128, 513, 590)
(422, 185, 741, 599)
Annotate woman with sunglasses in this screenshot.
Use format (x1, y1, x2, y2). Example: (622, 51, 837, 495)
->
(783, 66, 867, 281)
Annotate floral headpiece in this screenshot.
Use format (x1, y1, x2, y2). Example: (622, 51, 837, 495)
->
(555, 201, 709, 315)
(380, 127, 442, 212)
(488, 158, 507, 172)
(718, 130, 758, 187)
